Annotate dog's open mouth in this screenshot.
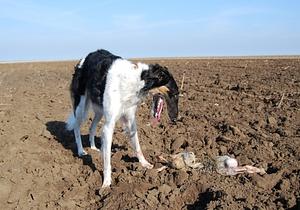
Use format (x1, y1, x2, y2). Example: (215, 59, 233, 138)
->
(151, 94, 164, 126)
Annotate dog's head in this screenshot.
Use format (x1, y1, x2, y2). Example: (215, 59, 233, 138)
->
(141, 64, 179, 124)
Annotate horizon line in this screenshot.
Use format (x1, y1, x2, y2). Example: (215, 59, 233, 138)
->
(1, 54, 300, 64)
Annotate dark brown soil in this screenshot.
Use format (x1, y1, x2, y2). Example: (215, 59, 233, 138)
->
(0, 58, 299, 209)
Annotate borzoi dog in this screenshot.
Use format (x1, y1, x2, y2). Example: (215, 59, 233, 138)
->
(66, 49, 179, 188)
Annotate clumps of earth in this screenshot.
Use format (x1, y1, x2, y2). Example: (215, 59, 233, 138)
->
(0, 58, 299, 209)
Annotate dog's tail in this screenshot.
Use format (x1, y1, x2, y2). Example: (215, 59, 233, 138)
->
(66, 59, 88, 131)
(66, 112, 76, 131)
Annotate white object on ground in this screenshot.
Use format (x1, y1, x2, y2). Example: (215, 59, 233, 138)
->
(225, 157, 238, 168)
(157, 153, 266, 176)
(216, 155, 266, 175)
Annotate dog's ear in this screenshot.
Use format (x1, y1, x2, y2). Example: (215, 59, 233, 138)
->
(141, 64, 170, 92)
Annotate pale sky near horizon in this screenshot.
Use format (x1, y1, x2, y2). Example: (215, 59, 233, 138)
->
(1, 0, 300, 61)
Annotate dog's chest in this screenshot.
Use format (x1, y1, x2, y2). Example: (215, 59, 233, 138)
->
(119, 73, 144, 106)
(105, 61, 145, 107)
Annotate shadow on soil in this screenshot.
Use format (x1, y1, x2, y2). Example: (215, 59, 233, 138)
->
(187, 188, 224, 210)
(46, 121, 130, 171)
(46, 121, 101, 171)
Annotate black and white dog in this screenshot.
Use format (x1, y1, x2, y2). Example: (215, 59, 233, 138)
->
(66, 49, 179, 188)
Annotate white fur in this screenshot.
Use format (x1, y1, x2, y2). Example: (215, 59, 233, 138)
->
(66, 112, 76, 131)
(100, 59, 152, 187)
(225, 157, 238, 168)
(78, 57, 86, 68)
(66, 95, 88, 131)
(73, 95, 89, 156)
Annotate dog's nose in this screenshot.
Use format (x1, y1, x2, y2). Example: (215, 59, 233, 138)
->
(171, 118, 177, 124)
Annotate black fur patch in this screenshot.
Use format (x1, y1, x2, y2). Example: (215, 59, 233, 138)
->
(141, 64, 179, 121)
(141, 64, 171, 92)
(70, 49, 121, 112)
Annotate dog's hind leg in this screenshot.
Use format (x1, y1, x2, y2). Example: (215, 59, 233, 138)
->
(89, 104, 103, 151)
(73, 95, 89, 156)
(124, 108, 153, 169)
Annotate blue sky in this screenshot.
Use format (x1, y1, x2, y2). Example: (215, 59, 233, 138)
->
(1, 0, 300, 61)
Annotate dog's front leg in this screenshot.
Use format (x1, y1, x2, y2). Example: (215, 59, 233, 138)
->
(125, 108, 153, 169)
(101, 119, 116, 188)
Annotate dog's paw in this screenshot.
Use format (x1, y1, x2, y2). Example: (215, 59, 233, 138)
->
(101, 180, 111, 188)
(78, 150, 88, 157)
(141, 161, 154, 169)
(91, 146, 100, 152)
(97, 186, 111, 197)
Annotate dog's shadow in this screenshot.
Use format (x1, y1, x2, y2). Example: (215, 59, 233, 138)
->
(46, 121, 129, 171)
(46, 121, 101, 171)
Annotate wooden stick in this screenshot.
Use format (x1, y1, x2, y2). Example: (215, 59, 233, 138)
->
(180, 73, 185, 91)
(277, 93, 285, 108)
(157, 166, 167, 172)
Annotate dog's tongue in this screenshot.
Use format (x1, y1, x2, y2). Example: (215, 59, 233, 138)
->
(151, 96, 164, 127)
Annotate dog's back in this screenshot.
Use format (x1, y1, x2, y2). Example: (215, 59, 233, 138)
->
(70, 49, 121, 112)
